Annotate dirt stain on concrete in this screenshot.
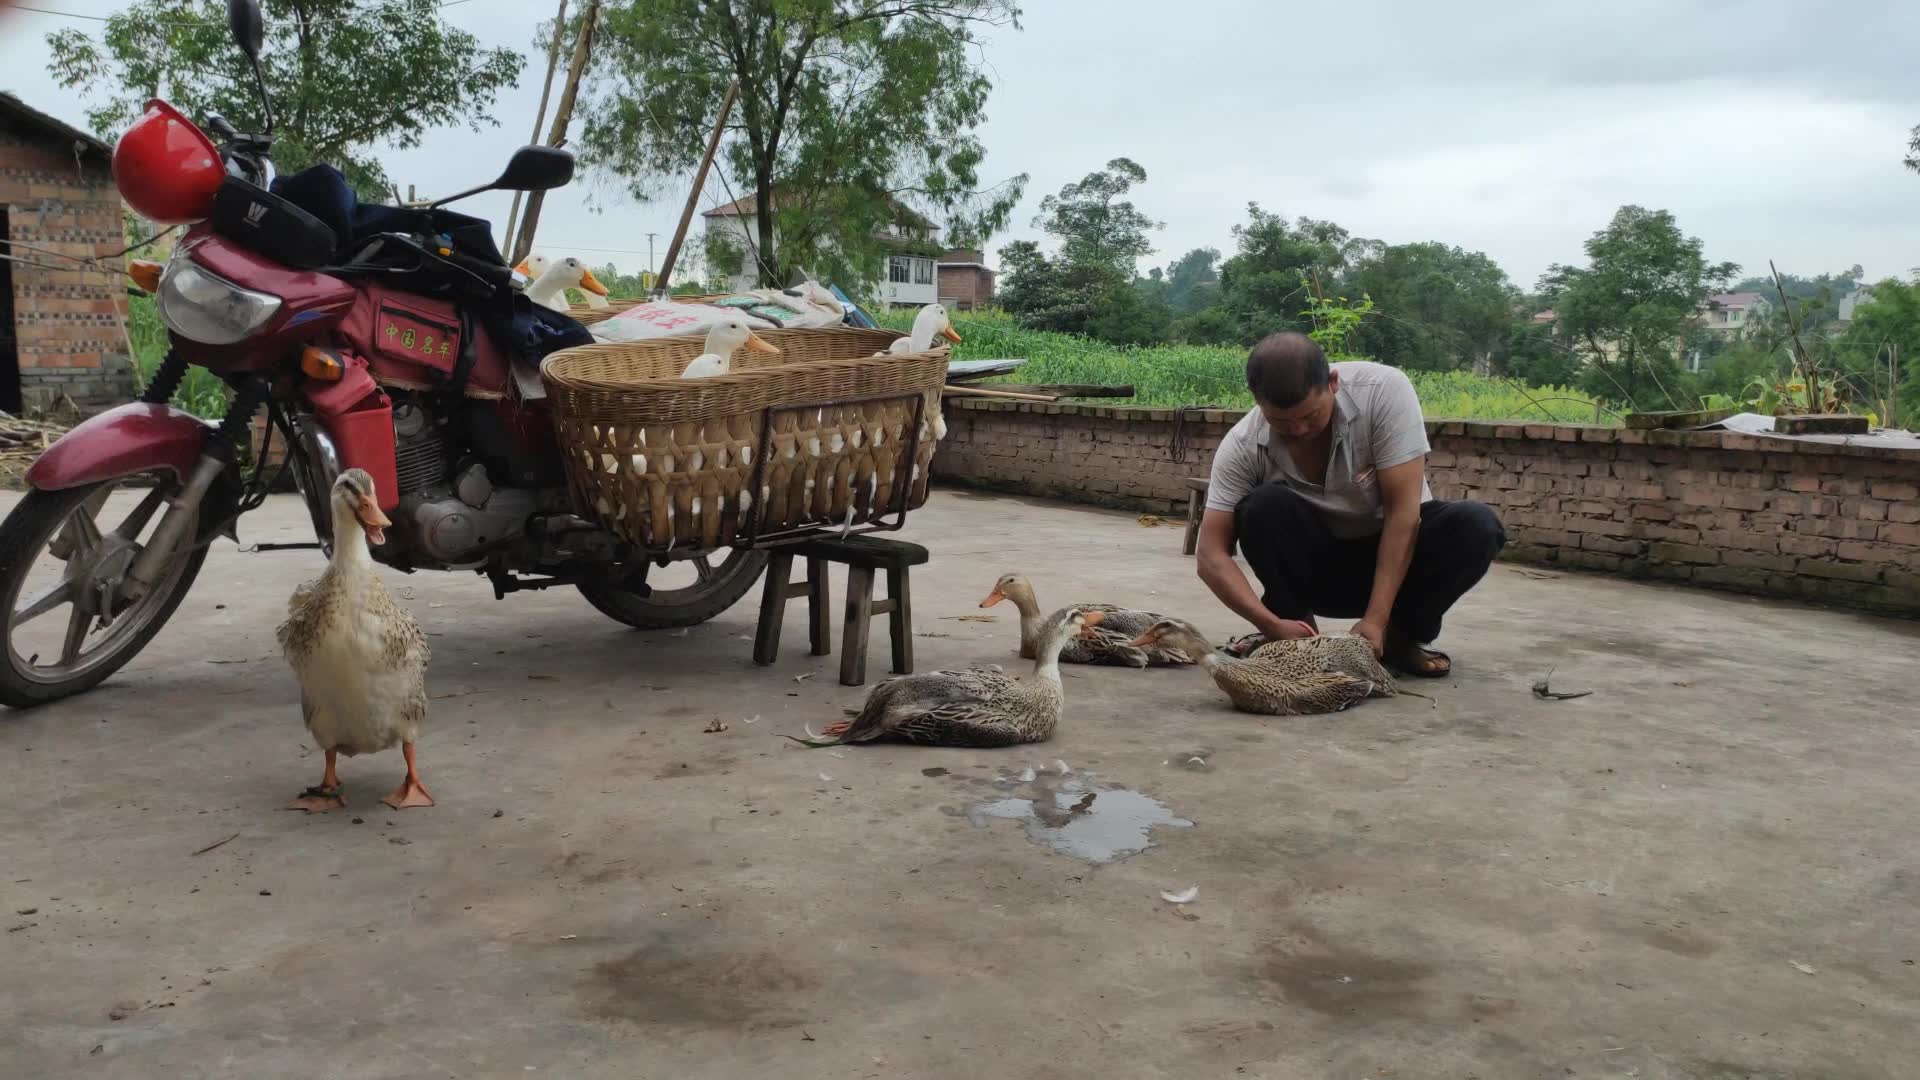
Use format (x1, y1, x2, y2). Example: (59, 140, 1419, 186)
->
(588, 935, 813, 1029)
(650, 754, 737, 781)
(1640, 925, 1720, 959)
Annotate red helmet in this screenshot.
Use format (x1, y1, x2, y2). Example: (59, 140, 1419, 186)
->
(113, 100, 224, 225)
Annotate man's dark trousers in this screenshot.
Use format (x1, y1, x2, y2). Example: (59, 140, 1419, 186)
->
(1232, 484, 1506, 643)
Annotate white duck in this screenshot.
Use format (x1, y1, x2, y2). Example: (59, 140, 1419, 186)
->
(680, 318, 781, 378)
(516, 255, 609, 313)
(886, 303, 962, 354)
(277, 469, 434, 812)
(879, 304, 963, 441)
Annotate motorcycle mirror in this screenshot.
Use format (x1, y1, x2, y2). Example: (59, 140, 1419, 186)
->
(494, 146, 575, 193)
(226, 0, 264, 62)
(428, 146, 574, 209)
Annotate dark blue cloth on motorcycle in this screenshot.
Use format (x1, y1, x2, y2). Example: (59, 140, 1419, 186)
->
(270, 164, 505, 266)
(507, 300, 594, 360)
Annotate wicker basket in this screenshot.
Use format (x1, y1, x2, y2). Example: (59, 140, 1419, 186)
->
(541, 327, 947, 550)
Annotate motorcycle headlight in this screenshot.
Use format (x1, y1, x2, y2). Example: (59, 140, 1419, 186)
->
(156, 257, 282, 345)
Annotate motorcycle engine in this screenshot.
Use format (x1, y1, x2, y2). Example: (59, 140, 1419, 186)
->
(391, 402, 536, 565)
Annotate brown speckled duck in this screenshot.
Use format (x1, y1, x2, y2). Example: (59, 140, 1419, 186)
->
(979, 573, 1191, 669)
(791, 609, 1105, 748)
(277, 469, 433, 811)
(1129, 618, 1399, 716)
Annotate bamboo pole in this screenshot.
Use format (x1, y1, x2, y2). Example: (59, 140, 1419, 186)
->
(939, 385, 1060, 402)
(653, 78, 739, 295)
(510, 0, 599, 266)
(504, 0, 569, 255)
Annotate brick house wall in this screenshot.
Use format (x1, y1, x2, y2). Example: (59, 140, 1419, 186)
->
(932, 398, 1920, 616)
(936, 248, 994, 311)
(0, 96, 138, 415)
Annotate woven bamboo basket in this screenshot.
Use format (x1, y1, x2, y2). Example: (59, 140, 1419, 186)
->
(541, 327, 948, 551)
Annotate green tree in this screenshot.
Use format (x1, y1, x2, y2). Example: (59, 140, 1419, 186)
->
(1537, 205, 1737, 409)
(1162, 246, 1220, 313)
(1834, 279, 1920, 426)
(47, 0, 524, 200)
(1214, 205, 1357, 343)
(578, 0, 1027, 289)
(1345, 242, 1517, 372)
(997, 157, 1163, 341)
(1032, 156, 1160, 277)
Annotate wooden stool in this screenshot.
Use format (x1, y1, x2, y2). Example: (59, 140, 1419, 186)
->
(1182, 477, 1210, 555)
(752, 535, 930, 686)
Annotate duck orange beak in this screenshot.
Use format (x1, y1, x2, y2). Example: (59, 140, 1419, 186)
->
(745, 333, 781, 355)
(1126, 630, 1156, 648)
(577, 269, 610, 297)
(1077, 610, 1107, 638)
(356, 495, 391, 547)
(940, 326, 962, 344)
(512, 260, 533, 277)
(979, 589, 1006, 608)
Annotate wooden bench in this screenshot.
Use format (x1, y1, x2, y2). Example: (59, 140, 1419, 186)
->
(752, 535, 930, 686)
(1183, 477, 1209, 555)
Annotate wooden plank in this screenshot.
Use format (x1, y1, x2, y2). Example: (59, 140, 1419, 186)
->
(752, 549, 795, 667)
(1624, 406, 1740, 430)
(1778, 414, 1870, 435)
(841, 566, 876, 686)
(993, 384, 1135, 398)
(941, 385, 1059, 402)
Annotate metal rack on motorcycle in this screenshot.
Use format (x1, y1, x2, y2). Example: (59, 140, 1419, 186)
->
(539, 327, 948, 552)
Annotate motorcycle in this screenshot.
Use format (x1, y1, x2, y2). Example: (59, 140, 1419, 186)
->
(0, 0, 766, 708)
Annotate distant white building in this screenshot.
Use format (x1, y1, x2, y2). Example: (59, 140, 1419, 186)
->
(701, 192, 941, 307)
(1837, 285, 1876, 325)
(1699, 292, 1773, 337)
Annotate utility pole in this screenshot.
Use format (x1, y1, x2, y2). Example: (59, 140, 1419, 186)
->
(654, 78, 739, 295)
(511, 0, 599, 266)
(505, 0, 569, 255)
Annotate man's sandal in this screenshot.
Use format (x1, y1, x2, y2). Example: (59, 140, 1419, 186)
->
(1385, 639, 1452, 678)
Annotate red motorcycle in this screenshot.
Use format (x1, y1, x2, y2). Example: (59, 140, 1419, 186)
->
(0, 0, 766, 707)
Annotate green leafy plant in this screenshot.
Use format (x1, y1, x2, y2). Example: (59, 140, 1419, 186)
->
(128, 295, 228, 420)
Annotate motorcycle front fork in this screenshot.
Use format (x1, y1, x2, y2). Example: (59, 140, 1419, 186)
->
(120, 353, 266, 602)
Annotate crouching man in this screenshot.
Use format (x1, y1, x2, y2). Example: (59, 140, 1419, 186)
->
(1194, 332, 1506, 677)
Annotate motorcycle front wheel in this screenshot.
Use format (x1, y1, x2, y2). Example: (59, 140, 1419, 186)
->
(0, 475, 208, 708)
(577, 548, 769, 631)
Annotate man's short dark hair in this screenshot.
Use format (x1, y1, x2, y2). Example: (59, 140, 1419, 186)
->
(1245, 332, 1330, 408)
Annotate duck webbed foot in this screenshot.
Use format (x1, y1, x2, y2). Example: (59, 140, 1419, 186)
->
(380, 742, 436, 810)
(287, 786, 346, 812)
(287, 749, 346, 811)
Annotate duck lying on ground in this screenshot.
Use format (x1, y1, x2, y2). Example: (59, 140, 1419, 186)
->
(979, 573, 1190, 669)
(787, 609, 1105, 748)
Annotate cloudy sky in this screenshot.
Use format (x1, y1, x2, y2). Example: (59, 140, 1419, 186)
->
(4, 0, 1917, 288)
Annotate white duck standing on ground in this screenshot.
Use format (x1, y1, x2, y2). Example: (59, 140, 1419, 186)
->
(277, 469, 434, 811)
(679, 318, 781, 378)
(516, 255, 610, 313)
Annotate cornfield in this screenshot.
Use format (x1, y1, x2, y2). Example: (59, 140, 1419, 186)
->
(880, 308, 1606, 424)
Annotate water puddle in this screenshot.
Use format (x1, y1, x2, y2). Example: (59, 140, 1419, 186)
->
(954, 769, 1192, 863)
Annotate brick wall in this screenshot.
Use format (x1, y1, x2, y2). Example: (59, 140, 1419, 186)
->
(936, 250, 994, 311)
(1, 114, 138, 413)
(933, 399, 1920, 616)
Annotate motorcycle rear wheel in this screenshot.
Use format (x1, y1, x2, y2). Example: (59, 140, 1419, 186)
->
(577, 548, 769, 630)
(0, 475, 209, 709)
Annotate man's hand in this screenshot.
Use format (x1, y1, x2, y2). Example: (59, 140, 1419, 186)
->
(1350, 618, 1386, 658)
(1269, 617, 1319, 640)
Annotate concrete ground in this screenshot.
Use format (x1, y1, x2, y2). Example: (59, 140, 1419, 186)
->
(2, 487, 1916, 1079)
